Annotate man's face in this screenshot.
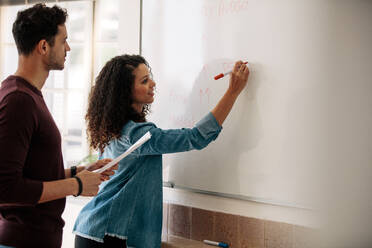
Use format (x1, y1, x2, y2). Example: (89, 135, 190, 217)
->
(47, 24, 70, 70)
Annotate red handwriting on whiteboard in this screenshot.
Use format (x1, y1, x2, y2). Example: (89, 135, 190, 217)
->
(202, 64, 209, 74)
(201, 64, 211, 78)
(202, 3, 217, 18)
(169, 90, 189, 104)
(202, 0, 249, 18)
(199, 88, 211, 104)
(219, 0, 249, 16)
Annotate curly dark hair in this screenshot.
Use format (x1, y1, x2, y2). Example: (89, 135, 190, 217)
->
(12, 3, 68, 55)
(86, 55, 151, 153)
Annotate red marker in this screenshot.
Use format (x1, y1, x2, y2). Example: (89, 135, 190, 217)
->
(214, 62, 249, 80)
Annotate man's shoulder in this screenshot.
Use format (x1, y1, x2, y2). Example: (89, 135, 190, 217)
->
(0, 76, 38, 103)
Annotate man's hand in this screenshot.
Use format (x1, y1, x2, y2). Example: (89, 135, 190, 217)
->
(85, 158, 118, 181)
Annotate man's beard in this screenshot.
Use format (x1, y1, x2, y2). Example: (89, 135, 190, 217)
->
(47, 51, 65, 70)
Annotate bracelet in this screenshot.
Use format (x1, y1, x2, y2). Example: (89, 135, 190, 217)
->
(73, 176, 83, 197)
(70, 165, 77, 177)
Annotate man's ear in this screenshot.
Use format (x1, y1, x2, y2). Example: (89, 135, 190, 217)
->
(36, 39, 49, 55)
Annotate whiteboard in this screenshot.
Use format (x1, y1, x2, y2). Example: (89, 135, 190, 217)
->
(142, 0, 372, 208)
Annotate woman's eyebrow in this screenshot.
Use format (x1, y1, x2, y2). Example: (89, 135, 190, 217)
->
(139, 75, 149, 80)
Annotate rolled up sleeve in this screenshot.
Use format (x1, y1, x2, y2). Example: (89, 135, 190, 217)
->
(195, 112, 222, 140)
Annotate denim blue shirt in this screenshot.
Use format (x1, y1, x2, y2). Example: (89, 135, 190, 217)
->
(73, 113, 222, 248)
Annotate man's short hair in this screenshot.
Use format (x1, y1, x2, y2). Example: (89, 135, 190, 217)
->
(12, 3, 68, 55)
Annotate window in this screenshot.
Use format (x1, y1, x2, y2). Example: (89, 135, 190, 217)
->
(0, 5, 22, 78)
(93, 0, 119, 78)
(0, 0, 119, 167)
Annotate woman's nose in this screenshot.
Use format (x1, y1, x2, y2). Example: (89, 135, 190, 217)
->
(66, 41, 71, 51)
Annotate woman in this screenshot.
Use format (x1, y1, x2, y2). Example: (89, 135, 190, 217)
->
(73, 55, 249, 248)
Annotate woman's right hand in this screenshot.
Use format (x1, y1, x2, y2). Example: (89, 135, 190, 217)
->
(227, 60, 250, 96)
(211, 60, 250, 126)
(75, 170, 102, 196)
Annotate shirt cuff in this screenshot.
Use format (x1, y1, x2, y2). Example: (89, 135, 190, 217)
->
(195, 112, 222, 140)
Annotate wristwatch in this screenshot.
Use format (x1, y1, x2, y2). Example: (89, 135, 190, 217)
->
(71, 165, 77, 177)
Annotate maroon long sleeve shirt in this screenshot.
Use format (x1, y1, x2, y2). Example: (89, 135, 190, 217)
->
(0, 76, 65, 248)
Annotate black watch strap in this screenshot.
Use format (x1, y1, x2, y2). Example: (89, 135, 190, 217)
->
(71, 165, 77, 177)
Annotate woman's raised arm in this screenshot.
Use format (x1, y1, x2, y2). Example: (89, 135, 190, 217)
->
(211, 60, 250, 126)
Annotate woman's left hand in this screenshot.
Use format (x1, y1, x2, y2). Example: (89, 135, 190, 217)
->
(85, 158, 118, 181)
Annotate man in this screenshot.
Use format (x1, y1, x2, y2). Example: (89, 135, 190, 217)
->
(0, 4, 115, 247)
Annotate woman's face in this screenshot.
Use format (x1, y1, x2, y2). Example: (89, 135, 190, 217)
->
(131, 63, 156, 112)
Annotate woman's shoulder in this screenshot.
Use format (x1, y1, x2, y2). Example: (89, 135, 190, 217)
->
(123, 120, 157, 131)
(121, 120, 157, 143)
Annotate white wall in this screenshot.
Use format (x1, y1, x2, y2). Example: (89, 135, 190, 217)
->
(117, 0, 141, 55)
